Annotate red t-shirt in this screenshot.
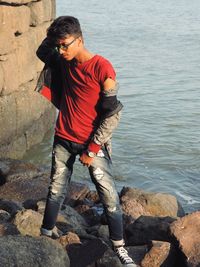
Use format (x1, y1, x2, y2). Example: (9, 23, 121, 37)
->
(55, 55, 116, 146)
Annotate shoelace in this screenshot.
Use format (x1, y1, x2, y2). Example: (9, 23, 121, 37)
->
(115, 246, 134, 264)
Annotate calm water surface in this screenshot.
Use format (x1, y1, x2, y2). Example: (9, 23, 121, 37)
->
(24, 0, 200, 213)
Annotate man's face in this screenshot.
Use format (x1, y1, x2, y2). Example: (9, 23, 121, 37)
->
(57, 35, 81, 61)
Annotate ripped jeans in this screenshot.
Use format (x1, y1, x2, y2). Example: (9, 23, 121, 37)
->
(42, 135, 123, 241)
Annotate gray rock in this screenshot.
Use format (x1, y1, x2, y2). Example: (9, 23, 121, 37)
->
(0, 235, 70, 267)
(60, 204, 88, 228)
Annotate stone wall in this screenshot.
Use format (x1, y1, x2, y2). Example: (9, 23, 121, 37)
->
(0, 0, 56, 158)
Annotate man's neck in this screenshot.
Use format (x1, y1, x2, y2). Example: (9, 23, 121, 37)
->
(75, 48, 94, 64)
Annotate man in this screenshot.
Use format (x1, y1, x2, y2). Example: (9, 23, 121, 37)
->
(36, 16, 136, 267)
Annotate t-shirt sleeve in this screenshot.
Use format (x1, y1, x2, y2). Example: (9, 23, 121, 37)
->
(96, 58, 116, 86)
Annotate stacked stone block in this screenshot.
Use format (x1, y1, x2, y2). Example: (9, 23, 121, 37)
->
(0, 0, 56, 158)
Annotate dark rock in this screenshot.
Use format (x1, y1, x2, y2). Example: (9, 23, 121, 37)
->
(95, 245, 148, 267)
(23, 199, 38, 210)
(75, 204, 102, 226)
(141, 241, 177, 267)
(0, 222, 20, 236)
(56, 205, 93, 239)
(0, 235, 70, 267)
(0, 173, 49, 202)
(170, 211, 200, 267)
(126, 215, 176, 245)
(60, 204, 88, 229)
(67, 239, 107, 267)
(0, 158, 42, 183)
(0, 209, 11, 222)
(0, 199, 22, 216)
(86, 190, 100, 204)
(96, 225, 109, 242)
(120, 187, 184, 225)
(64, 181, 90, 206)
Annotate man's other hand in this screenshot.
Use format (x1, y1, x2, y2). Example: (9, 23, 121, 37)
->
(79, 152, 94, 167)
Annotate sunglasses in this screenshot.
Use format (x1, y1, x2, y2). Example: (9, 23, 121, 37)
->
(56, 36, 79, 51)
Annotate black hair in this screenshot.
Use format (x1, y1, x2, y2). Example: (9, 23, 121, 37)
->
(47, 16, 82, 41)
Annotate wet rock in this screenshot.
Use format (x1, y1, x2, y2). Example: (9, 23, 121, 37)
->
(120, 187, 184, 224)
(170, 211, 200, 267)
(67, 239, 107, 267)
(126, 215, 176, 245)
(0, 235, 70, 267)
(141, 241, 177, 267)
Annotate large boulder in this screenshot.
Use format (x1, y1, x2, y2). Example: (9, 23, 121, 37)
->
(0, 235, 70, 267)
(120, 187, 184, 224)
(170, 211, 200, 267)
(126, 215, 176, 245)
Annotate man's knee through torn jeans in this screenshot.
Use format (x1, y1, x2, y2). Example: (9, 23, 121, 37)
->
(42, 136, 123, 241)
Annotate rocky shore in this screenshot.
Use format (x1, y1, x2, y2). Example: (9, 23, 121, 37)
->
(0, 158, 199, 267)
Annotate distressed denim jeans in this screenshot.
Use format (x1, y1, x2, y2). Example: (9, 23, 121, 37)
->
(42, 135, 123, 241)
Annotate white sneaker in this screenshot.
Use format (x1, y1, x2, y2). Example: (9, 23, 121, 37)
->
(114, 246, 138, 267)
